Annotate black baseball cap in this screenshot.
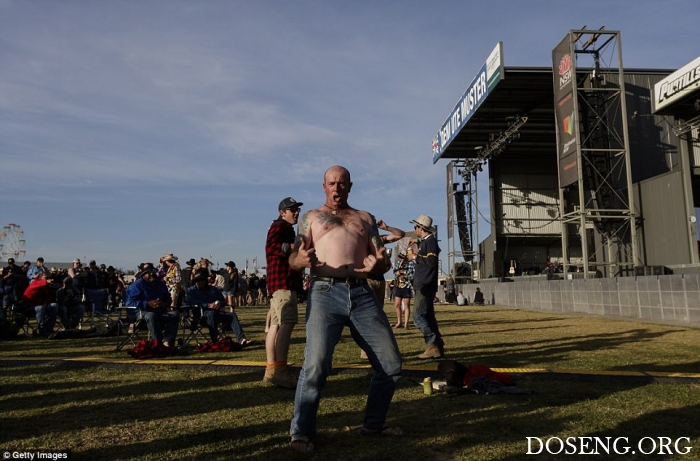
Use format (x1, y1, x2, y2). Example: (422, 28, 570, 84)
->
(278, 197, 303, 211)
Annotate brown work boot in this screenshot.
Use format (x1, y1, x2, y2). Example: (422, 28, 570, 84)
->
(263, 365, 298, 389)
(417, 343, 443, 359)
(263, 367, 275, 383)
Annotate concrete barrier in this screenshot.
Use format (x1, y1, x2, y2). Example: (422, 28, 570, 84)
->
(456, 274, 700, 326)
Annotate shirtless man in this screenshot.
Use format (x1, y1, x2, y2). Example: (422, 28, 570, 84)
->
(288, 165, 404, 453)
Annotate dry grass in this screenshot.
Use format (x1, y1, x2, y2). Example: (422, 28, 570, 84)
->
(2, 303, 700, 460)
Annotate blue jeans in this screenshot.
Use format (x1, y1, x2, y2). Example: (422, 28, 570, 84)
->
(202, 309, 245, 342)
(290, 279, 402, 440)
(34, 303, 58, 334)
(2, 284, 18, 308)
(413, 290, 443, 347)
(139, 310, 179, 344)
(59, 303, 86, 329)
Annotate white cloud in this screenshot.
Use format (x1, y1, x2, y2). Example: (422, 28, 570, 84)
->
(1, 0, 698, 268)
(203, 101, 340, 154)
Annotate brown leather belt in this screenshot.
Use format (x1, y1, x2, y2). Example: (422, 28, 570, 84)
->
(312, 276, 368, 286)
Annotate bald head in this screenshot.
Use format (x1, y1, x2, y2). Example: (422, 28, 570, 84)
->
(324, 165, 350, 183)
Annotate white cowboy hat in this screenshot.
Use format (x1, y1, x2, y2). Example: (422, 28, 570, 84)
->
(409, 214, 436, 233)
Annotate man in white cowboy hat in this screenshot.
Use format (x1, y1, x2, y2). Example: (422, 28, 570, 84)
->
(407, 214, 445, 359)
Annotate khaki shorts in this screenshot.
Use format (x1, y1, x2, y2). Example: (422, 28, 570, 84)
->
(270, 290, 298, 325)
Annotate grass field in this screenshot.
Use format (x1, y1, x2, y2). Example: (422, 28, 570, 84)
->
(2, 302, 700, 460)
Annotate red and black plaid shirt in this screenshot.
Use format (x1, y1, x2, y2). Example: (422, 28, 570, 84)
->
(265, 218, 303, 295)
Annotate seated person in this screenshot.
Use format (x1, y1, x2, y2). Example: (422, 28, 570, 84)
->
(456, 290, 467, 306)
(22, 272, 58, 336)
(185, 273, 253, 346)
(473, 287, 485, 305)
(125, 262, 179, 347)
(55, 277, 86, 329)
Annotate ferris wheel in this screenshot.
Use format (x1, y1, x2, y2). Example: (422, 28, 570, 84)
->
(0, 223, 26, 262)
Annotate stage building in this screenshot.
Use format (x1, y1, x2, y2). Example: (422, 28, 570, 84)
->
(432, 31, 700, 324)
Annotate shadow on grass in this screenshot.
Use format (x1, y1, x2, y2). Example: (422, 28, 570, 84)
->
(441, 328, 684, 368)
(2, 361, 700, 460)
(3, 304, 700, 459)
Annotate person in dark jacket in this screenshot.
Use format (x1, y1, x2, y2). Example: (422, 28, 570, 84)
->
(185, 273, 253, 345)
(125, 262, 178, 347)
(408, 214, 444, 359)
(56, 277, 86, 329)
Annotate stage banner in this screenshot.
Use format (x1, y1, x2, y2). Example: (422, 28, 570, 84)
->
(432, 43, 504, 164)
(552, 35, 579, 188)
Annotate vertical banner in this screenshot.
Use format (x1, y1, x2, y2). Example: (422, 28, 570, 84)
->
(447, 163, 454, 240)
(552, 35, 579, 188)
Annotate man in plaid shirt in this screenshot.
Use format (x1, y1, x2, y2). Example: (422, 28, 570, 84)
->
(263, 196, 304, 388)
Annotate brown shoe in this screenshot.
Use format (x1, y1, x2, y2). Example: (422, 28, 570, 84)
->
(417, 343, 443, 359)
(262, 367, 275, 383)
(264, 366, 298, 389)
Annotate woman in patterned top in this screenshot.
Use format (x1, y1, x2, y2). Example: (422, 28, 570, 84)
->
(392, 251, 415, 329)
(162, 254, 182, 310)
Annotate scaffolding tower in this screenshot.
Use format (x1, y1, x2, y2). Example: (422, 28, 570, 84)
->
(553, 29, 639, 278)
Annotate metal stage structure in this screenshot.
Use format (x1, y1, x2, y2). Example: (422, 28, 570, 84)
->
(553, 29, 638, 278)
(433, 33, 695, 282)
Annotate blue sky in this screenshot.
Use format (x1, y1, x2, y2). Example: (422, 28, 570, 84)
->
(1, 0, 698, 272)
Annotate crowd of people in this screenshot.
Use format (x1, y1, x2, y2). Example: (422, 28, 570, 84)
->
(0, 254, 277, 338)
(2, 257, 129, 335)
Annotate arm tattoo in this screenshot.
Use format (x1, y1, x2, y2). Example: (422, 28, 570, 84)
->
(293, 236, 304, 251)
(369, 214, 384, 250)
(297, 212, 311, 236)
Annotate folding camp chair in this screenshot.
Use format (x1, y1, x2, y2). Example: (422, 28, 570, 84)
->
(115, 306, 148, 351)
(179, 304, 209, 348)
(10, 302, 33, 338)
(179, 304, 231, 348)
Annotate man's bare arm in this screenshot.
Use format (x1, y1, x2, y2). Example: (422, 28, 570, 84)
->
(378, 220, 406, 244)
(358, 214, 390, 274)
